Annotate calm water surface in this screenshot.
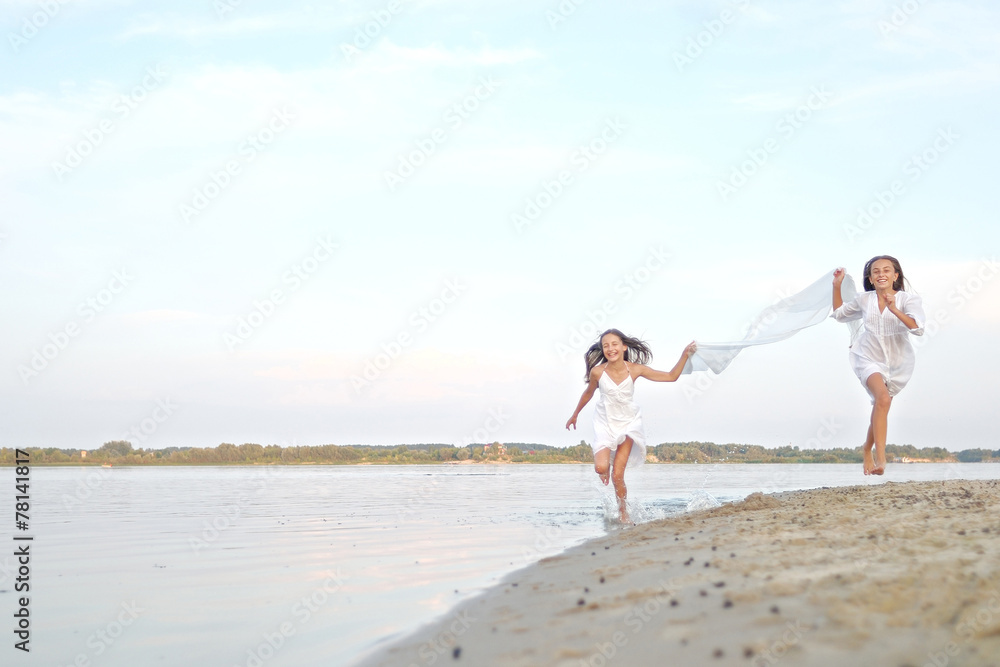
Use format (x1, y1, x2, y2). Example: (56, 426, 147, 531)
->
(4, 463, 998, 667)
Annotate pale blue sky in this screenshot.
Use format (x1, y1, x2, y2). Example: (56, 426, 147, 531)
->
(2, 0, 998, 451)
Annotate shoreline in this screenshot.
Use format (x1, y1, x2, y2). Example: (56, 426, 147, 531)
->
(357, 479, 1000, 667)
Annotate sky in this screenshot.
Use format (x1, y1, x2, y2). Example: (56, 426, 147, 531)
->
(1, 0, 998, 452)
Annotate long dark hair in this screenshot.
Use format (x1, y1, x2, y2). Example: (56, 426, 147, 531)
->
(862, 255, 906, 291)
(582, 328, 652, 381)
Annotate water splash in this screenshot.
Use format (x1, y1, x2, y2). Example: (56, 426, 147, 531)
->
(594, 485, 687, 528)
(686, 489, 722, 512)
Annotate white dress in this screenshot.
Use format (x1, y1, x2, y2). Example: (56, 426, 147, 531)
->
(592, 362, 646, 468)
(831, 290, 925, 401)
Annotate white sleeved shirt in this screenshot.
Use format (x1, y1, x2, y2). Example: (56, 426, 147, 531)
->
(831, 290, 925, 399)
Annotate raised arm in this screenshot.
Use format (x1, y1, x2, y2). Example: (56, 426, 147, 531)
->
(832, 267, 846, 311)
(830, 268, 865, 323)
(634, 341, 697, 383)
(566, 366, 601, 430)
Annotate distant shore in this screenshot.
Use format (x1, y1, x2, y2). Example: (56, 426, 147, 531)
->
(8, 441, 996, 467)
(4, 459, 991, 467)
(0, 440, 1000, 466)
(6, 441, 994, 467)
(358, 479, 1000, 667)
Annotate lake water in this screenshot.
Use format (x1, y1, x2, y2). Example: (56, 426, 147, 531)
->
(4, 462, 999, 667)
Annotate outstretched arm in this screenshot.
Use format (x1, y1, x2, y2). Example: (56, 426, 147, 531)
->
(566, 367, 601, 430)
(635, 341, 697, 383)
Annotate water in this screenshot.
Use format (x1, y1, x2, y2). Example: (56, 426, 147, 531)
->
(4, 462, 998, 666)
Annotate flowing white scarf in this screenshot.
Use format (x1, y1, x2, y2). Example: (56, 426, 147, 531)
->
(683, 269, 859, 374)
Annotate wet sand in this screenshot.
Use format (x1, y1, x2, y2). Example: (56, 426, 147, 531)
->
(359, 479, 1000, 667)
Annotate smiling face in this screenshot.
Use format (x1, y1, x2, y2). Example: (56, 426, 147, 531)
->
(601, 333, 626, 363)
(869, 258, 899, 291)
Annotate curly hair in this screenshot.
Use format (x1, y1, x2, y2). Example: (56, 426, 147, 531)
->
(582, 328, 653, 381)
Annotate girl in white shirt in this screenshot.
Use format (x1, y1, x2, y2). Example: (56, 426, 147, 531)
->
(832, 256, 925, 476)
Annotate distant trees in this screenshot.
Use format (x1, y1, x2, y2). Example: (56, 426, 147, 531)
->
(647, 441, 964, 464)
(100, 440, 133, 458)
(956, 449, 992, 463)
(0, 440, 988, 467)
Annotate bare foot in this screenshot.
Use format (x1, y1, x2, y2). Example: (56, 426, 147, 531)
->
(617, 497, 631, 524)
(873, 450, 886, 476)
(599, 471, 610, 485)
(862, 446, 875, 476)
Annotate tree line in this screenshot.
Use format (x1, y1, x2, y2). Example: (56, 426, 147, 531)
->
(2, 440, 996, 466)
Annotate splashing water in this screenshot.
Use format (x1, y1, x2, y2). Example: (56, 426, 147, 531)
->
(686, 489, 723, 511)
(593, 480, 691, 528)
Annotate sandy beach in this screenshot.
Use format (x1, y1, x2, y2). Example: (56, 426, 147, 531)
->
(359, 479, 1000, 667)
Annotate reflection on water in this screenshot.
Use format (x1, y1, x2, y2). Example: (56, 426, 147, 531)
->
(7, 463, 998, 667)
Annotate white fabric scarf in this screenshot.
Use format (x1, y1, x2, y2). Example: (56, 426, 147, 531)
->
(683, 269, 860, 375)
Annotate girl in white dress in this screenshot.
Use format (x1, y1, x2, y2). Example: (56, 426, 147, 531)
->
(566, 329, 696, 523)
(832, 256, 925, 476)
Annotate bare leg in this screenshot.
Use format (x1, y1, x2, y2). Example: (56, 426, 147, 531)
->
(611, 438, 634, 523)
(865, 374, 893, 476)
(862, 422, 876, 475)
(593, 448, 611, 486)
